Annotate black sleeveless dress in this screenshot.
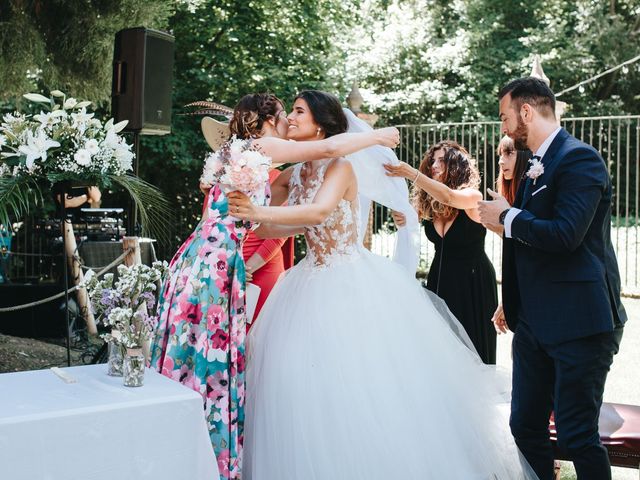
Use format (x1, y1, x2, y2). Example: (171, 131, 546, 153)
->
(424, 210, 498, 364)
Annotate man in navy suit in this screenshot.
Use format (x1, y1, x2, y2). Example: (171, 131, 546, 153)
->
(479, 77, 626, 480)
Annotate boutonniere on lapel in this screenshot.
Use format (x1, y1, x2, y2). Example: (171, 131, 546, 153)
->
(526, 157, 544, 185)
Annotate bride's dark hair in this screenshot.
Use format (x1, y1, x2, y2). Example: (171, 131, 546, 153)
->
(229, 93, 284, 139)
(294, 90, 347, 138)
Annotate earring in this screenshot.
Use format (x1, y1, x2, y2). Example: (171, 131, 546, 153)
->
(316, 128, 321, 137)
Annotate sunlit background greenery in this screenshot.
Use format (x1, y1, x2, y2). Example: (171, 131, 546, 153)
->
(1, 0, 638, 257)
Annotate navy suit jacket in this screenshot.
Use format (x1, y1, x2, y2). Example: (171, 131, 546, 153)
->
(502, 128, 627, 344)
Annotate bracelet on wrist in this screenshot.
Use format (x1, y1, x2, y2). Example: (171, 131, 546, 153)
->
(411, 169, 420, 183)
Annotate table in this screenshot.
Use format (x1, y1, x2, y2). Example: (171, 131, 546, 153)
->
(0, 364, 220, 480)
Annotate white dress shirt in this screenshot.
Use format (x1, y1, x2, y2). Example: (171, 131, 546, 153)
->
(504, 126, 562, 238)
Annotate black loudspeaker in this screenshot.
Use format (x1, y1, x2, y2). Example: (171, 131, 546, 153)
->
(112, 27, 175, 135)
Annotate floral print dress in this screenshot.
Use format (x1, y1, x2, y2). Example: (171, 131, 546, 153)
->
(150, 181, 268, 479)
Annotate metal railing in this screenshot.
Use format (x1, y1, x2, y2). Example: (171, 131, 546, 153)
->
(1, 219, 61, 284)
(370, 115, 640, 295)
(4, 115, 640, 295)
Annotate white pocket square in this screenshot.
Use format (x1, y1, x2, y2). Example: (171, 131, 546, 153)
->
(531, 185, 547, 196)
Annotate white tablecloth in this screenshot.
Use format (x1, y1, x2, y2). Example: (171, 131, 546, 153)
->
(0, 364, 220, 480)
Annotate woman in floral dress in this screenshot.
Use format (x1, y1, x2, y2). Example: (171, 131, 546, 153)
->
(149, 92, 399, 479)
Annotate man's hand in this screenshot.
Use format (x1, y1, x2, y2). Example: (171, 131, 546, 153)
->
(491, 304, 509, 334)
(478, 189, 510, 230)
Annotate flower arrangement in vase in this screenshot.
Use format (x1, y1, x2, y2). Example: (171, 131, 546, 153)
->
(84, 261, 167, 386)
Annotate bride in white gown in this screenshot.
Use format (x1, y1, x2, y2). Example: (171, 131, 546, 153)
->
(228, 90, 538, 480)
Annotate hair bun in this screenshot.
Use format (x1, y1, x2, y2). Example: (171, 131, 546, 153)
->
(229, 93, 284, 139)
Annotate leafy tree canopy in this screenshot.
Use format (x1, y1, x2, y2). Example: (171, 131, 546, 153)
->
(1, 0, 639, 253)
(339, 0, 640, 123)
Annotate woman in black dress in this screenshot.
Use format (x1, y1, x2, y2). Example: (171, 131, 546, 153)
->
(384, 141, 498, 364)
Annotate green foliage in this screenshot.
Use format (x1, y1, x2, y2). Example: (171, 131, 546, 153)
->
(2, 0, 639, 259)
(0, 173, 172, 244)
(521, 0, 640, 117)
(0, 0, 172, 104)
(340, 0, 640, 123)
(108, 174, 173, 243)
(0, 175, 43, 229)
(0, 0, 357, 256)
(139, 0, 356, 255)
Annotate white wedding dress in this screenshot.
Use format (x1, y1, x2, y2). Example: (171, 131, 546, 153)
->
(243, 161, 539, 480)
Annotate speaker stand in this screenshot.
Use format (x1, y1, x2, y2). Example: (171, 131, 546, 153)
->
(53, 183, 73, 367)
(128, 131, 141, 236)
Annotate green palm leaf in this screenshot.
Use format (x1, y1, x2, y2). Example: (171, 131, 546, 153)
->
(0, 173, 172, 244)
(0, 176, 43, 228)
(109, 174, 173, 243)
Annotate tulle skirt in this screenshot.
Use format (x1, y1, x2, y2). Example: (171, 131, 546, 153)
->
(244, 248, 538, 479)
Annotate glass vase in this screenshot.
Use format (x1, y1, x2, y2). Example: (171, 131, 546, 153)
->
(123, 348, 145, 387)
(106, 342, 124, 377)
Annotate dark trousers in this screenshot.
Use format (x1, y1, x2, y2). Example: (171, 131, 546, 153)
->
(510, 319, 623, 480)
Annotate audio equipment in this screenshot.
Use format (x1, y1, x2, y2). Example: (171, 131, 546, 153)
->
(112, 27, 175, 135)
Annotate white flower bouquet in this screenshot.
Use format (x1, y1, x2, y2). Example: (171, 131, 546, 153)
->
(200, 135, 271, 215)
(84, 261, 168, 349)
(0, 91, 170, 236)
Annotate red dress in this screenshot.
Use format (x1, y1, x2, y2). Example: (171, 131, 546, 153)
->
(243, 170, 294, 325)
(201, 169, 293, 327)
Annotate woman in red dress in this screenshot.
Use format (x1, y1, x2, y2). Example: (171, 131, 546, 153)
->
(242, 167, 294, 327)
(202, 167, 294, 327)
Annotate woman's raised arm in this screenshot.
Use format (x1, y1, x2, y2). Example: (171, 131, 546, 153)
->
(253, 127, 399, 165)
(384, 161, 482, 211)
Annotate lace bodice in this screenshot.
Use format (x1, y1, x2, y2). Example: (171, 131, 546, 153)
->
(288, 160, 361, 268)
